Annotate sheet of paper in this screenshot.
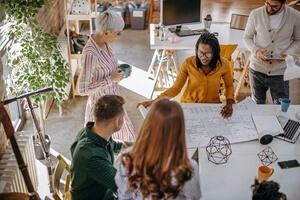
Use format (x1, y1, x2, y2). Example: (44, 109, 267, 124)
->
(252, 115, 284, 137)
(182, 102, 258, 148)
(138, 99, 259, 148)
(284, 56, 300, 81)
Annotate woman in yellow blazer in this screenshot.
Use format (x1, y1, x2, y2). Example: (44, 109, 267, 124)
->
(140, 32, 235, 118)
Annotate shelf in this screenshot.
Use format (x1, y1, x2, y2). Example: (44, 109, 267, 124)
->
(70, 53, 82, 59)
(67, 14, 91, 20)
(64, 0, 95, 99)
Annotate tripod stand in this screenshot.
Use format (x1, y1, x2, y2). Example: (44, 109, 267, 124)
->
(0, 87, 54, 199)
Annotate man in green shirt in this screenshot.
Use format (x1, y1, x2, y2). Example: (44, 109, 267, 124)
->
(70, 95, 127, 200)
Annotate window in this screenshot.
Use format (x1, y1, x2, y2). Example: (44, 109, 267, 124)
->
(0, 26, 25, 131)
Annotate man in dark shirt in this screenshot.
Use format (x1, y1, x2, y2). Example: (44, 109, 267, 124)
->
(70, 95, 127, 200)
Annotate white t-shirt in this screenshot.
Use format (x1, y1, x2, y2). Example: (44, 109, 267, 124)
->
(270, 9, 284, 30)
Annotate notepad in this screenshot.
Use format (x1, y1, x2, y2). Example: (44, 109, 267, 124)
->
(252, 115, 284, 137)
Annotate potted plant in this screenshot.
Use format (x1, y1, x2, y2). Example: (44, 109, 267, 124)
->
(0, 0, 70, 106)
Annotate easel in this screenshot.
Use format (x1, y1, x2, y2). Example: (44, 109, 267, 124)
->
(148, 49, 178, 98)
(234, 58, 250, 99)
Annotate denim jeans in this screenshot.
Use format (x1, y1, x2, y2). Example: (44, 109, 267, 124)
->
(249, 68, 289, 104)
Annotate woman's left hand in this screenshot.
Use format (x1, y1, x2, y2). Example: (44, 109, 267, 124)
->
(111, 67, 124, 83)
(220, 99, 234, 118)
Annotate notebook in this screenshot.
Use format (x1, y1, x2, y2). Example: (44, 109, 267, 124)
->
(276, 115, 300, 143)
(252, 115, 284, 138)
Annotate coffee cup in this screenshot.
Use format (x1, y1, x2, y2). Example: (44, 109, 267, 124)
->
(280, 98, 290, 112)
(119, 64, 131, 78)
(257, 165, 274, 182)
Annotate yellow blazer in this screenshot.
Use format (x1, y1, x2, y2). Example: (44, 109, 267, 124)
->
(160, 56, 234, 103)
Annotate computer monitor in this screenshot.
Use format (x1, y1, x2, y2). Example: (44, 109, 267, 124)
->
(160, 0, 202, 26)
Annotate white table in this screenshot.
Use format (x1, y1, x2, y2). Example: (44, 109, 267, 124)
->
(148, 23, 245, 99)
(149, 23, 245, 50)
(197, 104, 300, 200)
(139, 103, 300, 199)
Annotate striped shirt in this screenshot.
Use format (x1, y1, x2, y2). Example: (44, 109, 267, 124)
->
(78, 36, 134, 142)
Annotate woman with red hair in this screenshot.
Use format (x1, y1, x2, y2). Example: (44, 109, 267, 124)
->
(115, 99, 201, 199)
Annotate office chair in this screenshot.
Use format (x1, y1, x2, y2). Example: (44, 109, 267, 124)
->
(219, 44, 238, 101)
(0, 193, 31, 200)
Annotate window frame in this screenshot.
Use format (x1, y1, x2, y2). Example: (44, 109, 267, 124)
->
(0, 38, 26, 131)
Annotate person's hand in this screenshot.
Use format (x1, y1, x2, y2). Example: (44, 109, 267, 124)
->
(220, 99, 234, 118)
(111, 67, 124, 83)
(255, 49, 269, 63)
(137, 100, 155, 108)
(121, 141, 133, 151)
(278, 53, 287, 63)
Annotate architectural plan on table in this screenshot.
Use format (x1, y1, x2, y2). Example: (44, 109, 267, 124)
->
(182, 99, 258, 148)
(138, 98, 259, 148)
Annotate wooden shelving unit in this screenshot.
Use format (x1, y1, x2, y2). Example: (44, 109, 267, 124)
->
(63, 0, 97, 98)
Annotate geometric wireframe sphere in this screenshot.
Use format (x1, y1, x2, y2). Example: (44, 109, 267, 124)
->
(257, 146, 278, 166)
(206, 136, 232, 165)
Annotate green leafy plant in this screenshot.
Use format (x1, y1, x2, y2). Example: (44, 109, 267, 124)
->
(0, 0, 70, 104)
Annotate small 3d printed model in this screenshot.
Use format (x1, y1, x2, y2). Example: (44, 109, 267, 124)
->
(257, 146, 278, 166)
(206, 136, 232, 165)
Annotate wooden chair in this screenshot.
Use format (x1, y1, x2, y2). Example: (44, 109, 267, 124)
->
(0, 193, 31, 200)
(52, 155, 71, 200)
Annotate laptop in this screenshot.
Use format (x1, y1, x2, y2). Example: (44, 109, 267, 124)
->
(275, 115, 300, 143)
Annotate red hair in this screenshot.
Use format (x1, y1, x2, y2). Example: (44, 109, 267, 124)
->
(122, 99, 192, 199)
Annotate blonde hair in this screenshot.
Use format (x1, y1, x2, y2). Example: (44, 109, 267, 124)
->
(95, 10, 125, 34)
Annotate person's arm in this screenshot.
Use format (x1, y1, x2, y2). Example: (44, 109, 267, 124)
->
(138, 60, 189, 108)
(221, 61, 235, 118)
(78, 53, 113, 95)
(243, 11, 259, 54)
(285, 13, 300, 56)
(182, 160, 201, 200)
(87, 155, 118, 192)
(222, 61, 235, 102)
(159, 60, 189, 98)
(115, 162, 134, 200)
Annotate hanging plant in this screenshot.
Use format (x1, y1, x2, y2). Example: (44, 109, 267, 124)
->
(0, 0, 70, 104)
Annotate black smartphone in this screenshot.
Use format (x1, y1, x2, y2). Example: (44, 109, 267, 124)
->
(278, 160, 300, 169)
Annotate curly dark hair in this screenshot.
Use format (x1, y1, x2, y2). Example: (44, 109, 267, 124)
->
(252, 179, 287, 200)
(121, 99, 193, 199)
(195, 32, 221, 70)
(94, 95, 124, 122)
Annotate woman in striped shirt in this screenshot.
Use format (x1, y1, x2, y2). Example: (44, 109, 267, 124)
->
(78, 10, 134, 142)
